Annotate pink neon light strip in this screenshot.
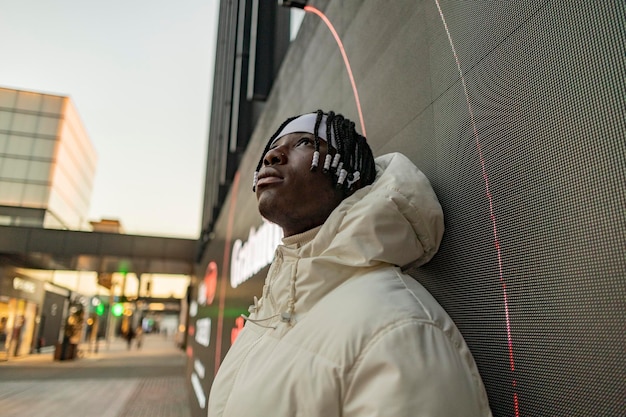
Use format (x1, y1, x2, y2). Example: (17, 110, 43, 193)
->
(304, 5, 367, 137)
(433, 1, 519, 415)
(215, 171, 241, 374)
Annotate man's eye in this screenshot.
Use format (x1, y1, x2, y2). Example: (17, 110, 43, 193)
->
(297, 138, 313, 146)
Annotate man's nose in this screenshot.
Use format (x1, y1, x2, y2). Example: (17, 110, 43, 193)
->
(263, 147, 287, 166)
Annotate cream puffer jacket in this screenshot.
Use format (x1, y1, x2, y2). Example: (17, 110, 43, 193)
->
(208, 153, 492, 416)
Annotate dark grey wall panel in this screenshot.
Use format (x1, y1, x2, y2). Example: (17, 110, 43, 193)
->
(196, 1, 625, 416)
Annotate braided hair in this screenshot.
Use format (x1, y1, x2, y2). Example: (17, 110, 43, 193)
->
(253, 110, 376, 198)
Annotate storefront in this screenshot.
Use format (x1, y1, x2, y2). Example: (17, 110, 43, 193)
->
(0, 269, 44, 357)
(38, 283, 71, 351)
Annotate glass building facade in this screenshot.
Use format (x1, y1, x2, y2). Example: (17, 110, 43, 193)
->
(0, 87, 97, 230)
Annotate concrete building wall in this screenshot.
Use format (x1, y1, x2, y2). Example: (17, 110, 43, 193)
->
(0, 87, 97, 230)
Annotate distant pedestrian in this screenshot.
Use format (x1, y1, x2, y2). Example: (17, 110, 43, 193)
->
(0, 317, 7, 356)
(135, 326, 143, 349)
(125, 326, 135, 350)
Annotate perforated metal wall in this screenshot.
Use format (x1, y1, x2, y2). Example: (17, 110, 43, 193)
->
(407, 1, 625, 415)
(193, 2, 625, 416)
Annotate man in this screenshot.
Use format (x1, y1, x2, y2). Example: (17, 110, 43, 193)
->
(208, 110, 492, 416)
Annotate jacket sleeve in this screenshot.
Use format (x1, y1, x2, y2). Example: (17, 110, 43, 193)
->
(343, 319, 491, 417)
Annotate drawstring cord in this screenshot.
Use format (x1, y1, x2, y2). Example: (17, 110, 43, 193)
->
(281, 273, 297, 323)
(242, 271, 298, 329)
(240, 313, 279, 330)
(242, 295, 279, 329)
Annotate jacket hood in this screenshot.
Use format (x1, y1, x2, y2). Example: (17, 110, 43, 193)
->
(308, 152, 444, 270)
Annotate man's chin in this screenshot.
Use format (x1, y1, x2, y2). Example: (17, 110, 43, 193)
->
(256, 194, 278, 222)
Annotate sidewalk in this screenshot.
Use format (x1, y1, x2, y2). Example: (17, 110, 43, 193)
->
(0, 334, 191, 417)
(2, 331, 182, 361)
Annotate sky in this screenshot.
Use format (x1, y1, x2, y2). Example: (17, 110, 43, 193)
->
(0, 0, 220, 239)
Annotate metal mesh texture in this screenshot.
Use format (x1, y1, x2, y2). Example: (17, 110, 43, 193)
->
(406, 1, 625, 416)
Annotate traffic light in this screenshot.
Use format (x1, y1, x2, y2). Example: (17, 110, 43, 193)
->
(95, 303, 105, 316)
(112, 303, 124, 317)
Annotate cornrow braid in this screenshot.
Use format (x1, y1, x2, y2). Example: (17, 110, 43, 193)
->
(330, 115, 375, 195)
(310, 110, 323, 172)
(323, 111, 336, 173)
(253, 110, 376, 198)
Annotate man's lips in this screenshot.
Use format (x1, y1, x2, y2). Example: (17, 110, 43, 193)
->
(256, 176, 283, 187)
(256, 170, 284, 187)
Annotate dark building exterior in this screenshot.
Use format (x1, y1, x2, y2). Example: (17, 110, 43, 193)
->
(189, 1, 624, 416)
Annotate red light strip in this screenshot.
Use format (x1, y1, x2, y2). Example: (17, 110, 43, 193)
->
(303, 5, 367, 137)
(433, 1, 519, 415)
(215, 171, 241, 374)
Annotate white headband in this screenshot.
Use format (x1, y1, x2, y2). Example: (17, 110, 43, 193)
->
(272, 113, 338, 149)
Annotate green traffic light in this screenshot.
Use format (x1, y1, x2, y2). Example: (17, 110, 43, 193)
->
(95, 303, 105, 316)
(112, 303, 124, 317)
